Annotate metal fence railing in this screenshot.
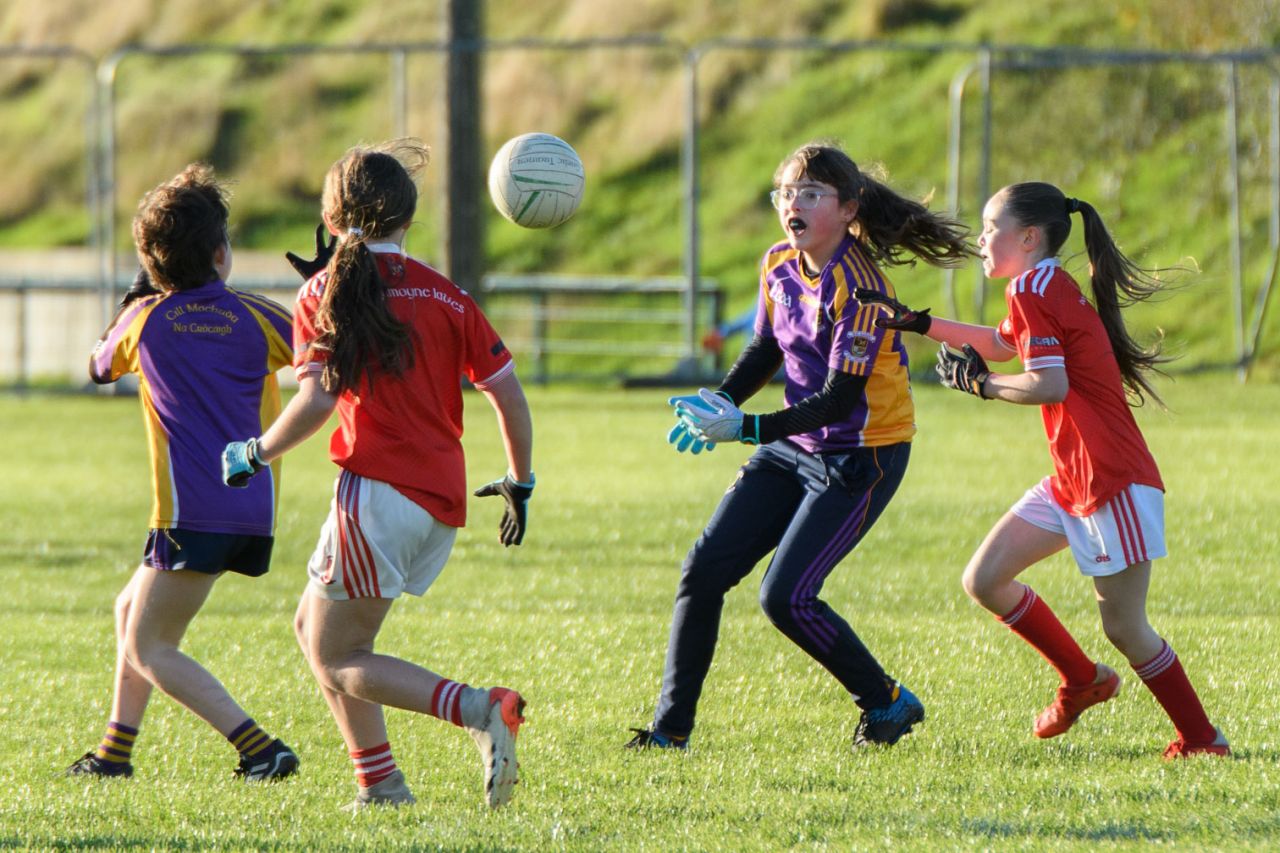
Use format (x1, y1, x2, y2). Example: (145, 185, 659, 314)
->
(3, 40, 1280, 385)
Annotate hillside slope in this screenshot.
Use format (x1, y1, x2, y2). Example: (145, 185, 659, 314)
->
(2, 0, 1279, 372)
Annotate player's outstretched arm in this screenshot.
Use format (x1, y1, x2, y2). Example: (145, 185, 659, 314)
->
(256, 374, 339, 461)
(222, 374, 339, 487)
(854, 287, 1014, 363)
(477, 371, 535, 546)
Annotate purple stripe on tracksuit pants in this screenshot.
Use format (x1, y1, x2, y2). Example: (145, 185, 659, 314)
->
(653, 439, 910, 739)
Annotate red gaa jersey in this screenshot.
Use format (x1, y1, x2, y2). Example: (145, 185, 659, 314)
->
(996, 258, 1163, 516)
(293, 245, 514, 526)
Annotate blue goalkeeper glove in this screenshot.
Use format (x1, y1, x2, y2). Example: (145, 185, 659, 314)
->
(474, 473, 535, 546)
(222, 437, 267, 488)
(666, 393, 722, 454)
(675, 388, 760, 445)
(668, 421, 715, 454)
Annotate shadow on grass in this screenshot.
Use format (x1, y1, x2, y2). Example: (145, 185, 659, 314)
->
(7, 837, 520, 853)
(962, 815, 1280, 842)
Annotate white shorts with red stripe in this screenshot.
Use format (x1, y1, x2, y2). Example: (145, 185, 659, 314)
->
(306, 470, 457, 600)
(1011, 476, 1167, 576)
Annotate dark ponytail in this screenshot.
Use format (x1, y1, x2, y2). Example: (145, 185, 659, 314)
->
(315, 140, 430, 394)
(776, 143, 975, 269)
(1000, 182, 1170, 408)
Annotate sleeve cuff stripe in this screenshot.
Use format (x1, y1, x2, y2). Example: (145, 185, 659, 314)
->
(473, 360, 515, 389)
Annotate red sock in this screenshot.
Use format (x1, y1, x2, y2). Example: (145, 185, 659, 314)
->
(429, 679, 467, 727)
(1133, 641, 1216, 743)
(350, 742, 397, 788)
(999, 586, 1096, 686)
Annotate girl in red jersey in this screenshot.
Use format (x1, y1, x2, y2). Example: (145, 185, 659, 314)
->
(221, 140, 533, 809)
(858, 182, 1228, 758)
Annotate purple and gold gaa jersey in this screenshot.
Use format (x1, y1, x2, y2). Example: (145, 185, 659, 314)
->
(90, 280, 293, 535)
(754, 234, 915, 452)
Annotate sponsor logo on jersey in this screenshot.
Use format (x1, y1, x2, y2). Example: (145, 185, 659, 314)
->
(1029, 335, 1060, 347)
(770, 282, 793, 308)
(386, 286, 466, 314)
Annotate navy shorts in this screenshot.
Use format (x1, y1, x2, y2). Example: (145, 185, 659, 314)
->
(143, 529, 274, 577)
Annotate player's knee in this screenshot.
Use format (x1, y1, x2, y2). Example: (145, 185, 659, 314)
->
(959, 567, 981, 601)
(121, 632, 157, 675)
(758, 585, 781, 621)
(677, 562, 727, 601)
(961, 562, 996, 604)
(312, 648, 363, 694)
(292, 610, 308, 652)
(311, 657, 345, 693)
(113, 587, 133, 629)
(1100, 613, 1152, 656)
(758, 581, 798, 628)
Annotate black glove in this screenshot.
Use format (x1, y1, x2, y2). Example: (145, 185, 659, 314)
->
(474, 474, 535, 546)
(854, 287, 932, 335)
(119, 269, 161, 308)
(285, 224, 336, 280)
(936, 343, 991, 399)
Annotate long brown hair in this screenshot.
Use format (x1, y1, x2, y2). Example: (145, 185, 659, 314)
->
(775, 142, 975, 268)
(998, 181, 1170, 408)
(132, 163, 229, 291)
(314, 139, 430, 394)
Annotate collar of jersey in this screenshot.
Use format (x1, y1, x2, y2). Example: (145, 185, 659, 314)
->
(1033, 257, 1060, 271)
(365, 242, 405, 256)
(796, 233, 855, 289)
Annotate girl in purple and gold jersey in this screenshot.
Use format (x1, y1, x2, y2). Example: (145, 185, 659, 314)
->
(67, 165, 299, 782)
(628, 143, 974, 752)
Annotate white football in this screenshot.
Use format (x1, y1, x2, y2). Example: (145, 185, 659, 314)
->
(487, 133, 585, 228)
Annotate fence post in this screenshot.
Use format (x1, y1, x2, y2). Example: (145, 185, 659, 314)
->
(974, 47, 993, 325)
(682, 47, 702, 366)
(1224, 61, 1246, 379)
(16, 286, 28, 391)
(533, 291, 549, 385)
(945, 58, 981, 320)
(390, 49, 408, 140)
(445, 2, 485, 302)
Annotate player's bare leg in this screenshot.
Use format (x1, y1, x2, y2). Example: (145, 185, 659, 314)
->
(1095, 561, 1228, 757)
(123, 566, 252, 734)
(301, 592, 524, 807)
(66, 568, 155, 777)
(294, 592, 414, 809)
(964, 512, 1117, 737)
(109, 569, 154, 727)
(962, 512, 1065, 614)
(1093, 561, 1162, 664)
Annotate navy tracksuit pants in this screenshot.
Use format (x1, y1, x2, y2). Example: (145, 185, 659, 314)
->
(653, 439, 910, 739)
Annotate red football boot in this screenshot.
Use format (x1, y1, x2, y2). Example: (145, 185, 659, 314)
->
(1034, 662, 1121, 738)
(1164, 727, 1231, 759)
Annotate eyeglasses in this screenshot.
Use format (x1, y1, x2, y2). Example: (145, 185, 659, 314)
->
(769, 187, 837, 211)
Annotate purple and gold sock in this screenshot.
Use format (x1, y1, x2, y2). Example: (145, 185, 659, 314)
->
(95, 721, 138, 767)
(227, 719, 272, 756)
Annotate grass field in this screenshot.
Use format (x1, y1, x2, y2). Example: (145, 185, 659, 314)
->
(2, 378, 1278, 850)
